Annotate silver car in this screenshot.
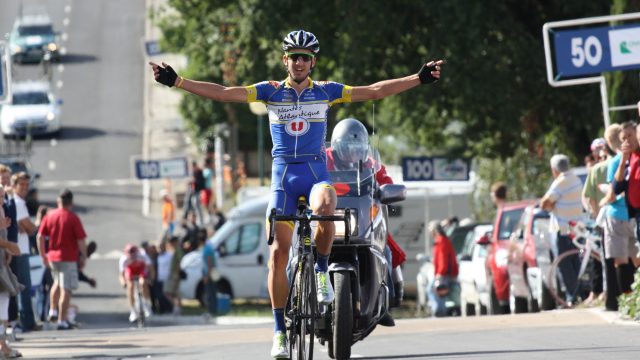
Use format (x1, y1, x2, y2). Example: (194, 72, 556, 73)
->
(0, 81, 62, 136)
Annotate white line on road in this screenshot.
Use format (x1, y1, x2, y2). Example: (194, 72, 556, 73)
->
(48, 160, 56, 171)
(64, 5, 72, 13)
(56, 80, 63, 89)
(63, 18, 70, 27)
(39, 178, 140, 189)
(90, 250, 124, 260)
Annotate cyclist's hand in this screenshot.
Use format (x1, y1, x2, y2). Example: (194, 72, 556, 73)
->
(418, 60, 445, 84)
(149, 61, 178, 87)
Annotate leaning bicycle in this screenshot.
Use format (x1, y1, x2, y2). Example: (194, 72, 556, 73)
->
(268, 196, 350, 360)
(546, 220, 603, 308)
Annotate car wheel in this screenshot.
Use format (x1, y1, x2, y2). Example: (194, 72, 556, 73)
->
(488, 280, 503, 315)
(513, 296, 528, 313)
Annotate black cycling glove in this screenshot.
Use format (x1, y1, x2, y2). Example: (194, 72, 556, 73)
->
(418, 63, 438, 84)
(156, 64, 178, 87)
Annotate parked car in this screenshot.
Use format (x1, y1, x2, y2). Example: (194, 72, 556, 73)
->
(0, 81, 62, 137)
(8, 13, 60, 64)
(485, 199, 537, 314)
(416, 222, 490, 316)
(179, 195, 270, 302)
(508, 205, 557, 311)
(458, 224, 493, 316)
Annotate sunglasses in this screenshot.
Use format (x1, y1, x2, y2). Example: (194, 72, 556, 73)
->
(287, 52, 314, 62)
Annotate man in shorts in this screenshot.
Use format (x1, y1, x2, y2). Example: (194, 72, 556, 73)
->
(36, 189, 87, 330)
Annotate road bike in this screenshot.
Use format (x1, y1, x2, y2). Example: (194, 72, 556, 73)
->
(268, 196, 350, 360)
(546, 220, 603, 308)
(132, 275, 146, 328)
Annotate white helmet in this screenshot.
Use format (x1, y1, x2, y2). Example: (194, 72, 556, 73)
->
(282, 30, 320, 54)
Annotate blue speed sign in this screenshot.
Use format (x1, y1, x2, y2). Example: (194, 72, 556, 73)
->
(554, 23, 640, 79)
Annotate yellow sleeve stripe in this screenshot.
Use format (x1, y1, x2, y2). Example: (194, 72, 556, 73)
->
(245, 85, 258, 103)
(329, 85, 353, 106)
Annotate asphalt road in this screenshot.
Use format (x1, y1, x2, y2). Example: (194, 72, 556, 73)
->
(18, 308, 640, 360)
(0, 0, 158, 327)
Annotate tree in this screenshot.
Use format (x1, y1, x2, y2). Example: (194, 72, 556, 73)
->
(154, 0, 617, 165)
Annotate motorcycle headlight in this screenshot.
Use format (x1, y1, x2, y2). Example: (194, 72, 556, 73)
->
(334, 208, 358, 239)
(46, 112, 55, 121)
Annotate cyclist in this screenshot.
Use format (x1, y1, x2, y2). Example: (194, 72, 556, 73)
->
(325, 118, 407, 322)
(150, 29, 443, 358)
(119, 244, 154, 323)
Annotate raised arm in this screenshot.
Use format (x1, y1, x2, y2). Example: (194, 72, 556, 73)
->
(351, 60, 444, 102)
(149, 62, 248, 103)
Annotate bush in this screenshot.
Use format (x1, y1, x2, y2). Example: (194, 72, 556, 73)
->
(618, 271, 640, 321)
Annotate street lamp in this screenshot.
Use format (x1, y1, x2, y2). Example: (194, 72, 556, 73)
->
(249, 102, 268, 186)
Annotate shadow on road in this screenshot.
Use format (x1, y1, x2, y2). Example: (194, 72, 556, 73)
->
(356, 346, 622, 359)
(61, 53, 99, 64)
(58, 126, 107, 140)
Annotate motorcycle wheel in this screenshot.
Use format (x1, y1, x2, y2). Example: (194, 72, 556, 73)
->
(332, 271, 352, 360)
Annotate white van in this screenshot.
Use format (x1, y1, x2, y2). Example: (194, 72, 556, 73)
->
(179, 195, 271, 301)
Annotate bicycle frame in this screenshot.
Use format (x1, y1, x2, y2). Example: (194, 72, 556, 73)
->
(268, 198, 350, 360)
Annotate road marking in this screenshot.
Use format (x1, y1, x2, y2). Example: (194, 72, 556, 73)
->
(56, 80, 63, 89)
(39, 178, 140, 189)
(90, 250, 124, 260)
(50, 138, 57, 147)
(48, 160, 56, 171)
(64, 5, 72, 13)
(63, 18, 70, 27)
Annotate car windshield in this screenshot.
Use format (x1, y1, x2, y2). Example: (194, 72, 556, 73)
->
(18, 25, 53, 36)
(497, 208, 525, 240)
(13, 92, 50, 105)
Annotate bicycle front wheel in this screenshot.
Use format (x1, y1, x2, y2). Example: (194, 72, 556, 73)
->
(547, 249, 601, 308)
(290, 254, 316, 360)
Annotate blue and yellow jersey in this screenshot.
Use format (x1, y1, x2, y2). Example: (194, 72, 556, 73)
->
(246, 78, 352, 164)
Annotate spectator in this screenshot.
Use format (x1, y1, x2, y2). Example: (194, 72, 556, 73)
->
(155, 242, 173, 314)
(599, 123, 639, 310)
(590, 138, 607, 164)
(183, 161, 205, 225)
(490, 182, 507, 208)
(581, 137, 612, 305)
(199, 229, 217, 315)
(426, 221, 459, 317)
(160, 189, 175, 242)
(201, 158, 215, 221)
(163, 236, 184, 316)
(0, 180, 22, 358)
(180, 211, 200, 253)
(0, 166, 18, 331)
(584, 154, 597, 170)
(540, 154, 583, 307)
(36, 189, 87, 330)
(11, 172, 37, 332)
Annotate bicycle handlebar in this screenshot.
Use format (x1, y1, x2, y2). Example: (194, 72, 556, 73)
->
(267, 208, 351, 245)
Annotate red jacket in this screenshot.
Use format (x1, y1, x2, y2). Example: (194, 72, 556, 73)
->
(326, 148, 406, 267)
(433, 234, 458, 277)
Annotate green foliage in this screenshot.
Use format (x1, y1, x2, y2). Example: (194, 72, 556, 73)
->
(471, 128, 573, 221)
(153, 0, 620, 162)
(618, 271, 640, 321)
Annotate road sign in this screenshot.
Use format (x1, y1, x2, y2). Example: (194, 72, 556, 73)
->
(134, 157, 188, 179)
(401, 157, 470, 181)
(553, 23, 640, 79)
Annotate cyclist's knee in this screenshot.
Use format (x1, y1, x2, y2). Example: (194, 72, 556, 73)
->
(269, 246, 290, 271)
(310, 188, 336, 215)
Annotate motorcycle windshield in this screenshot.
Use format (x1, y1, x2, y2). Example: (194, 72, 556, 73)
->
(328, 144, 381, 196)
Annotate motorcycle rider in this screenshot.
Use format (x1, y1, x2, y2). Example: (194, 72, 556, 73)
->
(326, 118, 407, 326)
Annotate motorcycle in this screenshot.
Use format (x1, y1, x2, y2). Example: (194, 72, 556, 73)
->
(314, 146, 406, 360)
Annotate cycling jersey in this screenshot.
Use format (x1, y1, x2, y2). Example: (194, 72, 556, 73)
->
(246, 78, 352, 164)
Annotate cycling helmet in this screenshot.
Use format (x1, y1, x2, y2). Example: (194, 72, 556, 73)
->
(125, 244, 139, 255)
(331, 118, 369, 165)
(282, 30, 320, 54)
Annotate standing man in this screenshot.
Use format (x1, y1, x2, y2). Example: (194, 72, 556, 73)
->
(0, 166, 19, 329)
(540, 154, 584, 307)
(11, 172, 36, 332)
(150, 29, 444, 358)
(36, 189, 87, 330)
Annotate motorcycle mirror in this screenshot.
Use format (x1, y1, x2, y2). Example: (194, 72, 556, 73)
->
(378, 184, 406, 204)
